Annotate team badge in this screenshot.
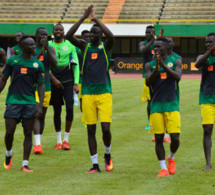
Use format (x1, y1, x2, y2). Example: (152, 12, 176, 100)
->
(33, 62, 39, 68)
(167, 62, 173, 67)
(63, 46, 68, 51)
(98, 44, 103, 49)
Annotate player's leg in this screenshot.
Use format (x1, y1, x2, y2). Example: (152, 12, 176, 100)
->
(150, 112, 169, 177)
(4, 118, 17, 169)
(201, 104, 214, 171)
(202, 124, 213, 171)
(22, 117, 35, 172)
(82, 94, 100, 173)
(166, 111, 181, 174)
(50, 85, 64, 150)
(62, 81, 74, 150)
(99, 93, 113, 171)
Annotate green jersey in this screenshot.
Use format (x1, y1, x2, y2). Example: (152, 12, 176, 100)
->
(169, 52, 181, 61)
(34, 46, 52, 91)
(148, 56, 179, 113)
(48, 39, 79, 84)
(2, 55, 45, 105)
(199, 55, 215, 104)
(13, 44, 22, 55)
(82, 42, 112, 95)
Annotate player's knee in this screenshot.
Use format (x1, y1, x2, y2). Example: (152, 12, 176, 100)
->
(5, 131, 14, 140)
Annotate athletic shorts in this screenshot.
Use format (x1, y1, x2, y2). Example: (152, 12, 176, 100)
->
(149, 111, 181, 134)
(35, 91, 51, 108)
(201, 104, 215, 125)
(49, 81, 74, 106)
(82, 93, 112, 124)
(4, 104, 36, 125)
(78, 83, 82, 99)
(142, 78, 151, 102)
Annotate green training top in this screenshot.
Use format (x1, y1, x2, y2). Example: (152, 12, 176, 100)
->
(199, 55, 215, 104)
(148, 56, 179, 113)
(81, 42, 112, 95)
(2, 55, 45, 105)
(13, 44, 22, 55)
(169, 52, 181, 61)
(34, 46, 52, 91)
(48, 39, 79, 84)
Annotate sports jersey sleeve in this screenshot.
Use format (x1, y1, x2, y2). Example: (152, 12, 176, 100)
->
(37, 61, 45, 83)
(71, 45, 80, 84)
(2, 58, 13, 76)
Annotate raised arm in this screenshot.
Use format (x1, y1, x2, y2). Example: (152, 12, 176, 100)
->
(139, 29, 155, 54)
(195, 45, 215, 68)
(0, 49, 7, 77)
(66, 5, 93, 50)
(89, 10, 114, 54)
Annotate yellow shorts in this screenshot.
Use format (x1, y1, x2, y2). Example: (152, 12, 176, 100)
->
(149, 111, 181, 134)
(201, 104, 215, 125)
(142, 78, 151, 101)
(78, 83, 82, 99)
(82, 93, 112, 125)
(35, 91, 51, 108)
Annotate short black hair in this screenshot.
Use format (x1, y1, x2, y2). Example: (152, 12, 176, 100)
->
(207, 33, 215, 37)
(36, 27, 46, 35)
(19, 35, 30, 47)
(156, 38, 169, 46)
(16, 31, 25, 36)
(54, 22, 63, 30)
(81, 30, 90, 36)
(146, 25, 155, 30)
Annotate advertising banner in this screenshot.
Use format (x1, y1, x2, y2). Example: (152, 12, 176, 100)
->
(114, 57, 201, 74)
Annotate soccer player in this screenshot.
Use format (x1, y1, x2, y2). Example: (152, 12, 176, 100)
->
(166, 37, 182, 62)
(33, 27, 57, 154)
(0, 36, 45, 172)
(49, 23, 79, 150)
(66, 5, 114, 173)
(195, 33, 215, 171)
(10, 31, 24, 56)
(0, 47, 7, 77)
(139, 26, 155, 131)
(75, 30, 90, 112)
(145, 38, 182, 177)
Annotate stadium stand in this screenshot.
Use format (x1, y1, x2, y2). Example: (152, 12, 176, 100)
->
(160, 0, 215, 23)
(0, 0, 70, 22)
(64, 0, 110, 21)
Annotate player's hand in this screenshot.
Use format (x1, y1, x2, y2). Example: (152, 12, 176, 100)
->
(155, 53, 160, 70)
(151, 29, 155, 40)
(158, 28, 164, 38)
(211, 45, 215, 52)
(89, 9, 96, 21)
(73, 83, 79, 94)
(53, 79, 64, 89)
(35, 104, 43, 119)
(83, 5, 94, 20)
(41, 38, 48, 52)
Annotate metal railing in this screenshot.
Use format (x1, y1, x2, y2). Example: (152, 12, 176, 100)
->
(0, 18, 215, 24)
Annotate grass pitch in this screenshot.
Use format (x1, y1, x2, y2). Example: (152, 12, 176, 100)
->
(0, 77, 214, 195)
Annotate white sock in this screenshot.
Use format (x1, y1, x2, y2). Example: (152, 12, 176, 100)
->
(6, 149, 13, 157)
(90, 154, 98, 164)
(159, 160, 167, 170)
(168, 151, 175, 159)
(63, 132, 69, 142)
(164, 133, 169, 138)
(22, 160, 29, 167)
(56, 132, 62, 144)
(104, 145, 111, 154)
(34, 134, 41, 145)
